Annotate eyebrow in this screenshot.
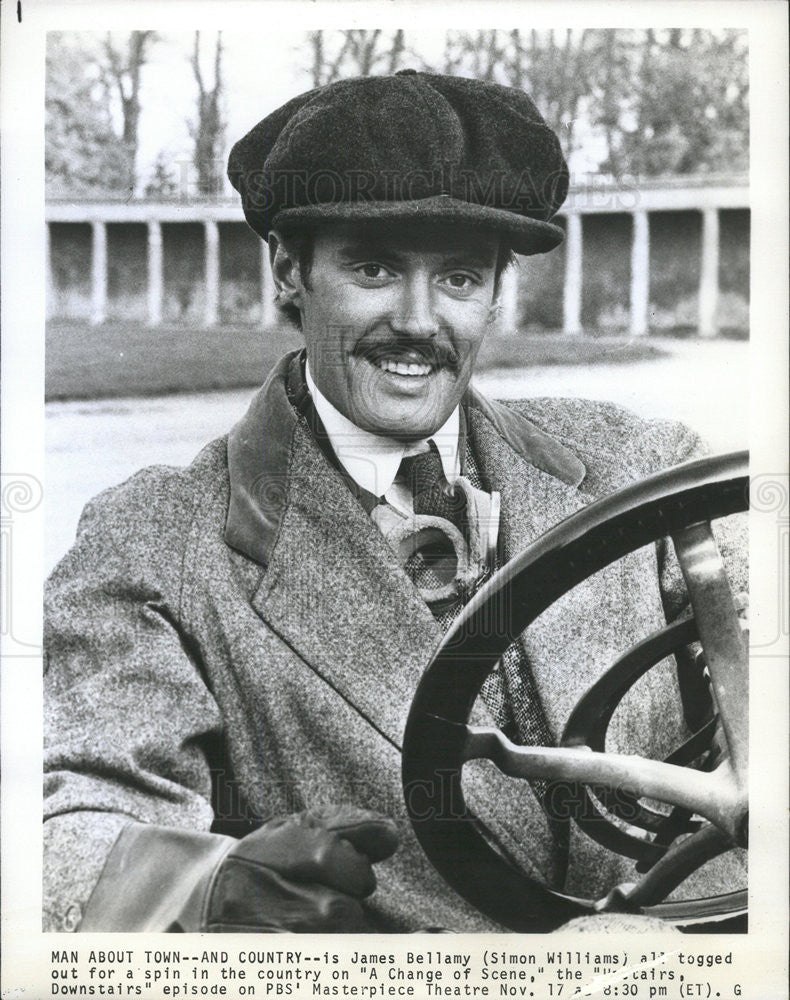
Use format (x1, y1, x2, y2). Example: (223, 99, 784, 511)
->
(336, 242, 496, 269)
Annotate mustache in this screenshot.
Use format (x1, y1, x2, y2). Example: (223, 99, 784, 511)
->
(353, 339, 460, 371)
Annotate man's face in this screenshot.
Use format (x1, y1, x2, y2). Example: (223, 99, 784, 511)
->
(290, 221, 501, 440)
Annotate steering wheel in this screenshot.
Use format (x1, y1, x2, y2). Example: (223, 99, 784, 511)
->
(402, 451, 748, 932)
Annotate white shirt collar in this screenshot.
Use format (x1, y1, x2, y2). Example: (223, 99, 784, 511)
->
(305, 361, 460, 498)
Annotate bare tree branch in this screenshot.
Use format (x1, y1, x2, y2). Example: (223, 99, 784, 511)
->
(309, 32, 324, 88)
(192, 31, 204, 95)
(100, 31, 156, 188)
(189, 31, 225, 194)
(360, 29, 381, 75)
(387, 29, 405, 73)
(325, 33, 355, 83)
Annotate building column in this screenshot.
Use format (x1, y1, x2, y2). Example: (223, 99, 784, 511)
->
(45, 223, 55, 320)
(698, 207, 720, 339)
(204, 220, 219, 327)
(629, 209, 650, 337)
(562, 213, 583, 335)
(147, 220, 163, 326)
(90, 220, 107, 326)
(261, 240, 276, 327)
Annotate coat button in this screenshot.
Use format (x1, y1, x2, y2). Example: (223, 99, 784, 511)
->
(62, 904, 82, 932)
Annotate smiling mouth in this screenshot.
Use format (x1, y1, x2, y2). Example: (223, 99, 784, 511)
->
(356, 342, 456, 377)
(376, 358, 434, 376)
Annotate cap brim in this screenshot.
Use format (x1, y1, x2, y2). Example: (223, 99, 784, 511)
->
(251, 195, 565, 256)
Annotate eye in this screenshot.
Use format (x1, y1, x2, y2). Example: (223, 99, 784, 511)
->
(354, 262, 393, 282)
(441, 272, 479, 293)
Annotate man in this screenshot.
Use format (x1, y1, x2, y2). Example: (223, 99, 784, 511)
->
(44, 71, 745, 933)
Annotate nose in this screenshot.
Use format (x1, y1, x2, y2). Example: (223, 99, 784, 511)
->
(389, 274, 441, 339)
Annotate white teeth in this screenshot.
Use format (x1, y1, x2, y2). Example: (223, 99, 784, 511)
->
(377, 359, 432, 376)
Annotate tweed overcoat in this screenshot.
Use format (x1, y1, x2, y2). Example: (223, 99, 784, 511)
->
(43, 351, 746, 933)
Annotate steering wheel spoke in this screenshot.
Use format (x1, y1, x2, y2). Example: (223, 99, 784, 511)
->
(608, 823, 736, 911)
(460, 725, 741, 840)
(672, 522, 749, 783)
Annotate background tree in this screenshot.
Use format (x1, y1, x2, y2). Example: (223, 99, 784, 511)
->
(46, 33, 130, 197)
(101, 31, 158, 191)
(597, 29, 749, 176)
(188, 31, 226, 196)
(418, 29, 600, 161)
(395, 28, 748, 178)
(144, 151, 179, 198)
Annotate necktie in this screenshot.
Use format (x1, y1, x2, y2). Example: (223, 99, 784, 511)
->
(397, 440, 467, 534)
(394, 441, 472, 597)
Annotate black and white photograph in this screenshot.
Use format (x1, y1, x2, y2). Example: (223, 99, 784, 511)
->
(1, 1, 788, 995)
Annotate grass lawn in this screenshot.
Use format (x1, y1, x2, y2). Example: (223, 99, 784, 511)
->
(46, 320, 303, 400)
(475, 330, 666, 370)
(46, 320, 667, 401)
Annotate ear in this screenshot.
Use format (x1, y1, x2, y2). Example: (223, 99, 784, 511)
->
(269, 230, 303, 310)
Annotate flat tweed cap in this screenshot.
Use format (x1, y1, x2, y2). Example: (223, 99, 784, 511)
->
(228, 70, 568, 255)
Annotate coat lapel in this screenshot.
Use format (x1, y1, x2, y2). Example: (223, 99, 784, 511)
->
(468, 397, 587, 560)
(251, 423, 443, 747)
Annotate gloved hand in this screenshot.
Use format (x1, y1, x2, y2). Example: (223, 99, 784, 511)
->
(205, 804, 400, 932)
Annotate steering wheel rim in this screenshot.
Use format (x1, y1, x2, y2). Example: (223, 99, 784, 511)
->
(402, 451, 748, 932)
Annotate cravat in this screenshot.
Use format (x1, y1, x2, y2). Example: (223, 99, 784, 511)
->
(397, 441, 467, 534)
(396, 440, 472, 596)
